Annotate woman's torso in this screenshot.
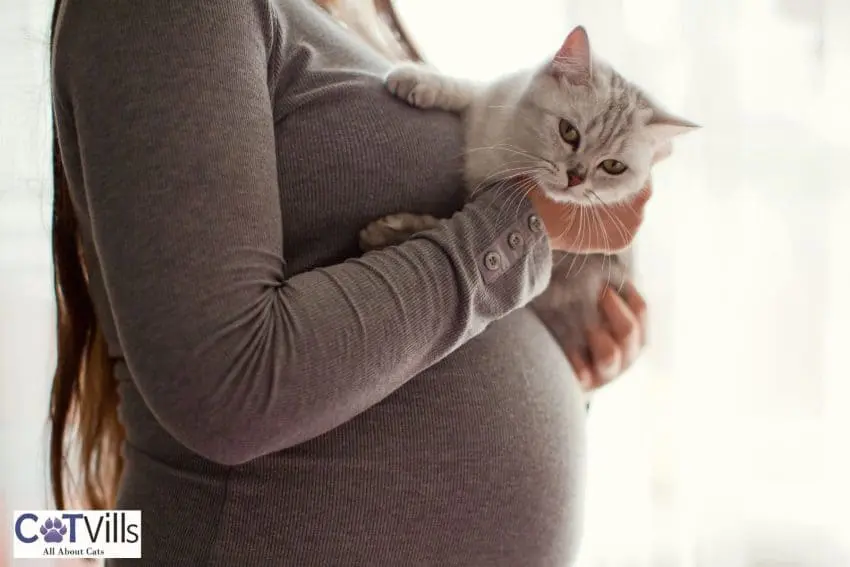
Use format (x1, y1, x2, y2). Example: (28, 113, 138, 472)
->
(96, 0, 588, 564)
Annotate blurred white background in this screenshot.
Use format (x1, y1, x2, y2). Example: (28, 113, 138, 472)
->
(2, 0, 60, 565)
(3, 0, 850, 565)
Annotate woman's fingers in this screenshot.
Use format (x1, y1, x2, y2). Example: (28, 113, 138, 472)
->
(569, 284, 649, 393)
(599, 287, 643, 364)
(566, 349, 595, 390)
(570, 327, 624, 391)
(586, 327, 622, 384)
(617, 282, 648, 347)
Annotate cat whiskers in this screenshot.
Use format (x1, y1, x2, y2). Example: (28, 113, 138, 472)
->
(572, 205, 594, 277)
(549, 204, 591, 280)
(467, 162, 544, 198)
(465, 143, 545, 163)
(509, 175, 540, 221)
(592, 206, 618, 291)
(465, 143, 564, 226)
(468, 163, 557, 200)
(586, 202, 616, 290)
(586, 190, 633, 292)
(465, 143, 558, 176)
(468, 164, 545, 215)
(466, 142, 560, 202)
(471, 171, 539, 228)
(587, 190, 634, 250)
(466, 158, 553, 225)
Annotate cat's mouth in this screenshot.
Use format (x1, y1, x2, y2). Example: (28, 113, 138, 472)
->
(567, 173, 585, 188)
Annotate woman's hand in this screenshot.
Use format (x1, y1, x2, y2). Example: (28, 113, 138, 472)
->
(529, 186, 652, 253)
(565, 282, 648, 392)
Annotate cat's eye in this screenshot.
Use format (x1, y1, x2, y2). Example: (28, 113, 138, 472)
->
(559, 119, 580, 147)
(599, 159, 628, 175)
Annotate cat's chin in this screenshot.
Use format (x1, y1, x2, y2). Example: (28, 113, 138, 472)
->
(538, 186, 588, 205)
(539, 185, 641, 207)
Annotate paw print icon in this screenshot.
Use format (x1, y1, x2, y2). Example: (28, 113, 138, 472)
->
(40, 518, 68, 543)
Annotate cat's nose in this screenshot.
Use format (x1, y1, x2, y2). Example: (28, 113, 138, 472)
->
(567, 167, 586, 187)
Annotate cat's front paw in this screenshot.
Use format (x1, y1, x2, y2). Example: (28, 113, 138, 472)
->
(385, 64, 441, 109)
(359, 213, 441, 252)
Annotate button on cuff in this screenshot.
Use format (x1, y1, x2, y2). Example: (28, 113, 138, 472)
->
(528, 213, 544, 234)
(507, 231, 523, 249)
(478, 211, 546, 284)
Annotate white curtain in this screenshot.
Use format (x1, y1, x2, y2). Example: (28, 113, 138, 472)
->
(397, 0, 850, 565)
(1, 0, 60, 564)
(3, 0, 850, 565)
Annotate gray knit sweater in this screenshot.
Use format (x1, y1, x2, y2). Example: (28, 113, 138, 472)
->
(51, 0, 588, 564)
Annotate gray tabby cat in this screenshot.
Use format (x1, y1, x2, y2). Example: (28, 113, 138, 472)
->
(359, 25, 698, 358)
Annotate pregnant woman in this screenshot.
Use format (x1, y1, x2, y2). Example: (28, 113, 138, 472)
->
(47, 0, 654, 564)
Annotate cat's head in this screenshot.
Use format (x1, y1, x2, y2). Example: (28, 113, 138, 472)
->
(517, 26, 699, 205)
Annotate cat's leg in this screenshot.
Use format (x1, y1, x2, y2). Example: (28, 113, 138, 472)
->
(385, 63, 476, 113)
(359, 212, 442, 251)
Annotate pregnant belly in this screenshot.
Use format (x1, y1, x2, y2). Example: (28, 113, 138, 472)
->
(118, 308, 588, 567)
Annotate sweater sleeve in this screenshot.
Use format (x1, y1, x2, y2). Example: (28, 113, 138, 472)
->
(52, 0, 553, 465)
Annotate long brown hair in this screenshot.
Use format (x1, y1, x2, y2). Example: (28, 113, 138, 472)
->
(48, 0, 423, 511)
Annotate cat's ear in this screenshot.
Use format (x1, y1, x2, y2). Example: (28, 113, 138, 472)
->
(549, 26, 592, 84)
(645, 105, 701, 141)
